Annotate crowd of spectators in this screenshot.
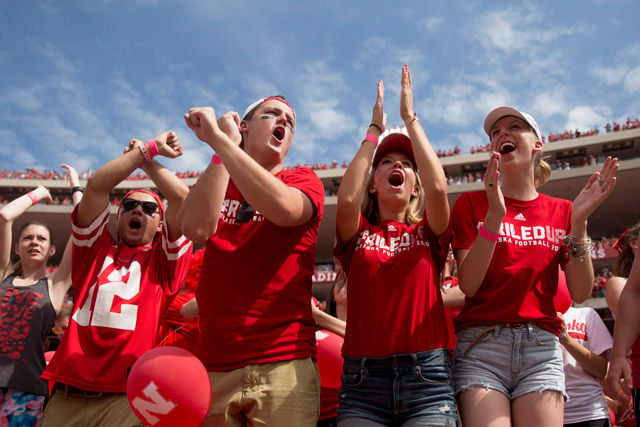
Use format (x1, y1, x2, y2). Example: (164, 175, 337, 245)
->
(0, 117, 637, 181)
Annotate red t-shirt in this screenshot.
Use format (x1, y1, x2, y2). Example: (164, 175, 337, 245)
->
(451, 191, 571, 335)
(334, 215, 450, 357)
(158, 292, 199, 352)
(42, 205, 192, 392)
(196, 167, 325, 371)
(442, 277, 462, 351)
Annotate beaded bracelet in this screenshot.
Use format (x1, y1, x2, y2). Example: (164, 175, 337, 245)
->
(562, 234, 593, 262)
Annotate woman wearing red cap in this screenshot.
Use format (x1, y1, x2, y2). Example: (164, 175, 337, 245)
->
(451, 106, 618, 426)
(333, 65, 456, 426)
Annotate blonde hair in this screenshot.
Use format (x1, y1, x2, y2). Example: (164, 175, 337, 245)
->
(613, 221, 640, 277)
(534, 153, 552, 188)
(361, 167, 425, 226)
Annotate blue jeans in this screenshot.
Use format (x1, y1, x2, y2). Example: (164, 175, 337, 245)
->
(337, 349, 457, 426)
(454, 324, 566, 400)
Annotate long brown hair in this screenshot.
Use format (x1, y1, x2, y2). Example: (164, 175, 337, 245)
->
(2, 220, 53, 279)
(613, 221, 640, 277)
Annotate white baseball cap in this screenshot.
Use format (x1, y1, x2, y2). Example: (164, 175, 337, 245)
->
(484, 107, 542, 140)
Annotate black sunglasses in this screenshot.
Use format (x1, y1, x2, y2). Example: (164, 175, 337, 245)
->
(121, 198, 159, 217)
(236, 201, 255, 223)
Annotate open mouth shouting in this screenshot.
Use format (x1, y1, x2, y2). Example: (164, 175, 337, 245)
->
(388, 170, 405, 188)
(498, 141, 516, 155)
(129, 217, 142, 230)
(272, 125, 286, 144)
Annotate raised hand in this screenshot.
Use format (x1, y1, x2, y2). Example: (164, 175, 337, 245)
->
(217, 111, 242, 146)
(400, 64, 415, 124)
(371, 80, 386, 134)
(484, 152, 506, 225)
(123, 139, 142, 155)
(60, 164, 79, 187)
(571, 156, 618, 224)
(32, 186, 53, 204)
(154, 131, 183, 158)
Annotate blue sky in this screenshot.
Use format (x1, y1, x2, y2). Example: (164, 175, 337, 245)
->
(1, 1, 639, 173)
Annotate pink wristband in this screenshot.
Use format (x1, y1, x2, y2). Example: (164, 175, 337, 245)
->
(147, 139, 159, 157)
(138, 143, 152, 161)
(27, 191, 39, 205)
(211, 154, 223, 165)
(363, 133, 379, 146)
(478, 224, 499, 242)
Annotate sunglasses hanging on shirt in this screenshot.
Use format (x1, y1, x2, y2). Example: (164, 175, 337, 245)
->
(236, 200, 255, 223)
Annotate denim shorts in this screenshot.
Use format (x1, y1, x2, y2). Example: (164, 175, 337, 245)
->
(454, 324, 566, 400)
(337, 348, 457, 426)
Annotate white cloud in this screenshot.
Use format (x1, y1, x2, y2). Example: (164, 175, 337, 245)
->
(472, 4, 588, 58)
(624, 65, 640, 94)
(3, 85, 43, 111)
(590, 42, 640, 93)
(531, 92, 570, 119)
(422, 16, 445, 34)
(565, 106, 609, 131)
(294, 60, 357, 141)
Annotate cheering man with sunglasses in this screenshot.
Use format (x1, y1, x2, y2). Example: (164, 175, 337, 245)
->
(180, 97, 324, 426)
(41, 131, 192, 426)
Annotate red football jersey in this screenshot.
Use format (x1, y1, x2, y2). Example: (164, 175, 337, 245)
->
(196, 167, 325, 371)
(42, 205, 192, 392)
(334, 215, 451, 357)
(451, 191, 571, 335)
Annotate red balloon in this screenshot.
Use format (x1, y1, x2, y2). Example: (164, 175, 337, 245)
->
(554, 268, 572, 314)
(316, 329, 344, 389)
(127, 346, 211, 426)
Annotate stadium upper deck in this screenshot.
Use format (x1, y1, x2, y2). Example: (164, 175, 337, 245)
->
(1, 127, 639, 268)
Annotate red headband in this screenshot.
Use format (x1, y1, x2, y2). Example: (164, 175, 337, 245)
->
(242, 97, 295, 120)
(613, 228, 630, 254)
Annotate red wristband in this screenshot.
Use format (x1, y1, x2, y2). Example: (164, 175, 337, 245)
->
(478, 224, 499, 242)
(211, 154, 223, 165)
(363, 133, 379, 146)
(147, 139, 159, 157)
(26, 191, 39, 205)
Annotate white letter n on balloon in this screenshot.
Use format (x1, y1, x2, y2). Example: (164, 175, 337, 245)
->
(132, 381, 177, 425)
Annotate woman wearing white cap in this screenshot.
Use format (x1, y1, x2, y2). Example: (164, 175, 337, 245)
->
(333, 65, 456, 426)
(451, 106, 619, 426)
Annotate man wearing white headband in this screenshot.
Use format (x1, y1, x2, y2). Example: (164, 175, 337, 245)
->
(41, 132, 193, 426)
(181, 96, 324, 426)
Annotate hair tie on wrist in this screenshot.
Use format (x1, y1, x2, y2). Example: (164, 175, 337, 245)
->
(147, 139, 159, 157)
(211, 154, 223, 165)
(26, 191, 39, 205)
(71, 186, 84, 194)
(363, 133, 379, 146)
(478, 224, 499, 242)
(369, 123, 382, 133)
